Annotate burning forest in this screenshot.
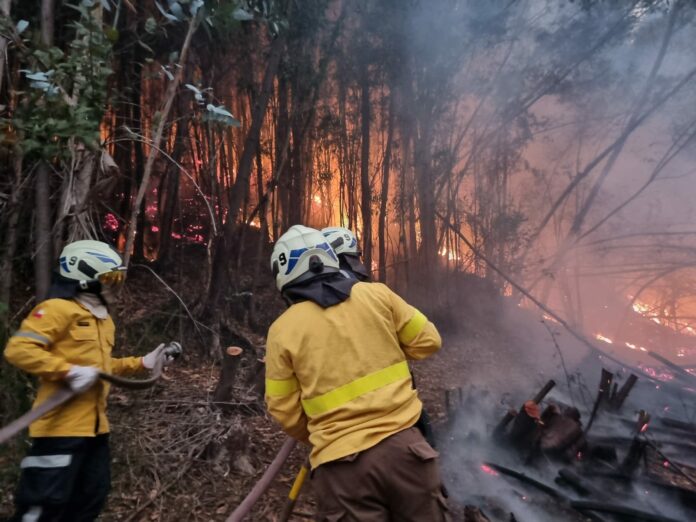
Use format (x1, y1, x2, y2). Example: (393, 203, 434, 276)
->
(2, 0, 696, 520)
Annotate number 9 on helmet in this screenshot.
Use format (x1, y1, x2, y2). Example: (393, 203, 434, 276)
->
(270, 225, 340, 291)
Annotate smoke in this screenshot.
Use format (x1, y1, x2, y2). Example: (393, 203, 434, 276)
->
(391, 0, 696, 346)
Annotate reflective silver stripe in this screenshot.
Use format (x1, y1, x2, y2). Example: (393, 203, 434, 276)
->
(22, 506, 42, 522)
(13, 331, 51, 345)
(20, 454, 72, 469)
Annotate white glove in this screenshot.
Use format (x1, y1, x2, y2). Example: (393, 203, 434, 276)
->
(142, 342, 182, 370)
(65, 365, 100, 393)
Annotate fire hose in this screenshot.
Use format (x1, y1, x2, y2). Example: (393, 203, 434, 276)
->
(226, 437, 298, 522)
(0, 342, 179, 445)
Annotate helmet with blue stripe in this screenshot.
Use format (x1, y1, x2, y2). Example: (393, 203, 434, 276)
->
(271, 225, 340, 291)
(58, 240, 125, 288)
(321, 227, 360, 256)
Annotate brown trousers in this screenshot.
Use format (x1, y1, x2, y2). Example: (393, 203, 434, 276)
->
(312, 427, 449, 521)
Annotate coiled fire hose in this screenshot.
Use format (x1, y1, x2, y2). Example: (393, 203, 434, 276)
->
(0, 342, 180, 445)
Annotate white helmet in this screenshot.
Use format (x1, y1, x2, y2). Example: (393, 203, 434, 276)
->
(59, 240, 126, 288)
(321, 227, 360, 256)
(271, 225, 339, 291)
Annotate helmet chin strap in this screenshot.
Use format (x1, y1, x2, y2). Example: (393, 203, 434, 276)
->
(78, 279, 102, 293)
(77, 280, 109, 307)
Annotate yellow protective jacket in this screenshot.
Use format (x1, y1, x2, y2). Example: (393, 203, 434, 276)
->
(4, 298, 143, 437)
(265, 282, 441, 468)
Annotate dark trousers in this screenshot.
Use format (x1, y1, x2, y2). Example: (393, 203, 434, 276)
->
(12, 435, 111, 522)
(313, 427, 449, 522)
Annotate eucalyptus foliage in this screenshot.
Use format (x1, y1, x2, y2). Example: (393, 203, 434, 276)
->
(5, 2, 113, 159)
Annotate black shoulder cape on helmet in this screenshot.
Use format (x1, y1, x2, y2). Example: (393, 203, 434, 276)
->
(282, 272, 359, 308)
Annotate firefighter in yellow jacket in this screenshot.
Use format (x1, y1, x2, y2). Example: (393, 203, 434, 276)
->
(4, 240, 178, 522)
(265, 225, 448, 521)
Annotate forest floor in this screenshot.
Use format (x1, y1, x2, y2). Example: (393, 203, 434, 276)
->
(0, 265, 595, 522)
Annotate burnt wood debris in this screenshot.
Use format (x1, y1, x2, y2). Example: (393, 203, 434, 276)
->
(443, 369, 696, 522)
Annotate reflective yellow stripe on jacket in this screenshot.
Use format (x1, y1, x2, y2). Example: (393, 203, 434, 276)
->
(398, 311, 427, 344)
(266, 376, 299, 397)
(266, 361, 412, 416)
(301, 361, 410, 416)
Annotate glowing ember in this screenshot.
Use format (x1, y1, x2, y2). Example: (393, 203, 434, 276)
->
(151, 226, 160, 232)
(480, 464, 499, 477)
(640, 423, 649, 433)
(104, 213, 119, 231)
(663, 460, 670, 468)
(595, 333, 613, 344)
(639, 364, 674, 381)
(438, 247, 461, 262)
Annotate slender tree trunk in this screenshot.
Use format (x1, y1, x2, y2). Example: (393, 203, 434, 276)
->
(40, 0, 54, 49)
(276, 76, 290, 229)
(157, 108, 187, 266)
(0, 154, 24, 326)
(378, 92, 394, 283)
(34, 162, 52, 301)
(0, 0, 11, 94)
(34, 0, 55, 302)
(359, 63, 372, 273)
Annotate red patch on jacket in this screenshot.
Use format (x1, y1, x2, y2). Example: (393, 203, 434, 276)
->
(33, 309, 45, 318)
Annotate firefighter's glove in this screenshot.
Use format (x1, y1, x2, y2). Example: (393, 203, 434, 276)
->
(65, 365, 100, 393)
(163, 341, 182, 362)
(142, 342, 182, 370)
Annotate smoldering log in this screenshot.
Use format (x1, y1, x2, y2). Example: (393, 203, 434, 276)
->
(585, 369, 613, 434)
(539, 404, 585, 458)
(619, 436, 647, 476)
(608, 373, 638, 411)
(493, 380, 555, 441)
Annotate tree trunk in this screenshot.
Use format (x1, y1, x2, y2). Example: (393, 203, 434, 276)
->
(359, 63, 372, 274)
(0, 0, 11, 94)
(34, 0, 55, 302)
(157, 108, 186, 267)
(0, 154, 23, 326)
(378, 92, 394, 283)
(34, 162, 52, 301)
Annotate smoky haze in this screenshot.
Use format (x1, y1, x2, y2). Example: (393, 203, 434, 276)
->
(384, 0, 696, 368)
(388, 1, 696, 519)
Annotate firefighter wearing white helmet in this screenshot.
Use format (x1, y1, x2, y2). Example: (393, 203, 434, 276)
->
(58, 239, 127, 291)
(270, 224, 340, 292)
(321, 226, 371, 281)
(265, 226, 446, 520)
(4, 239, 180, 521)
